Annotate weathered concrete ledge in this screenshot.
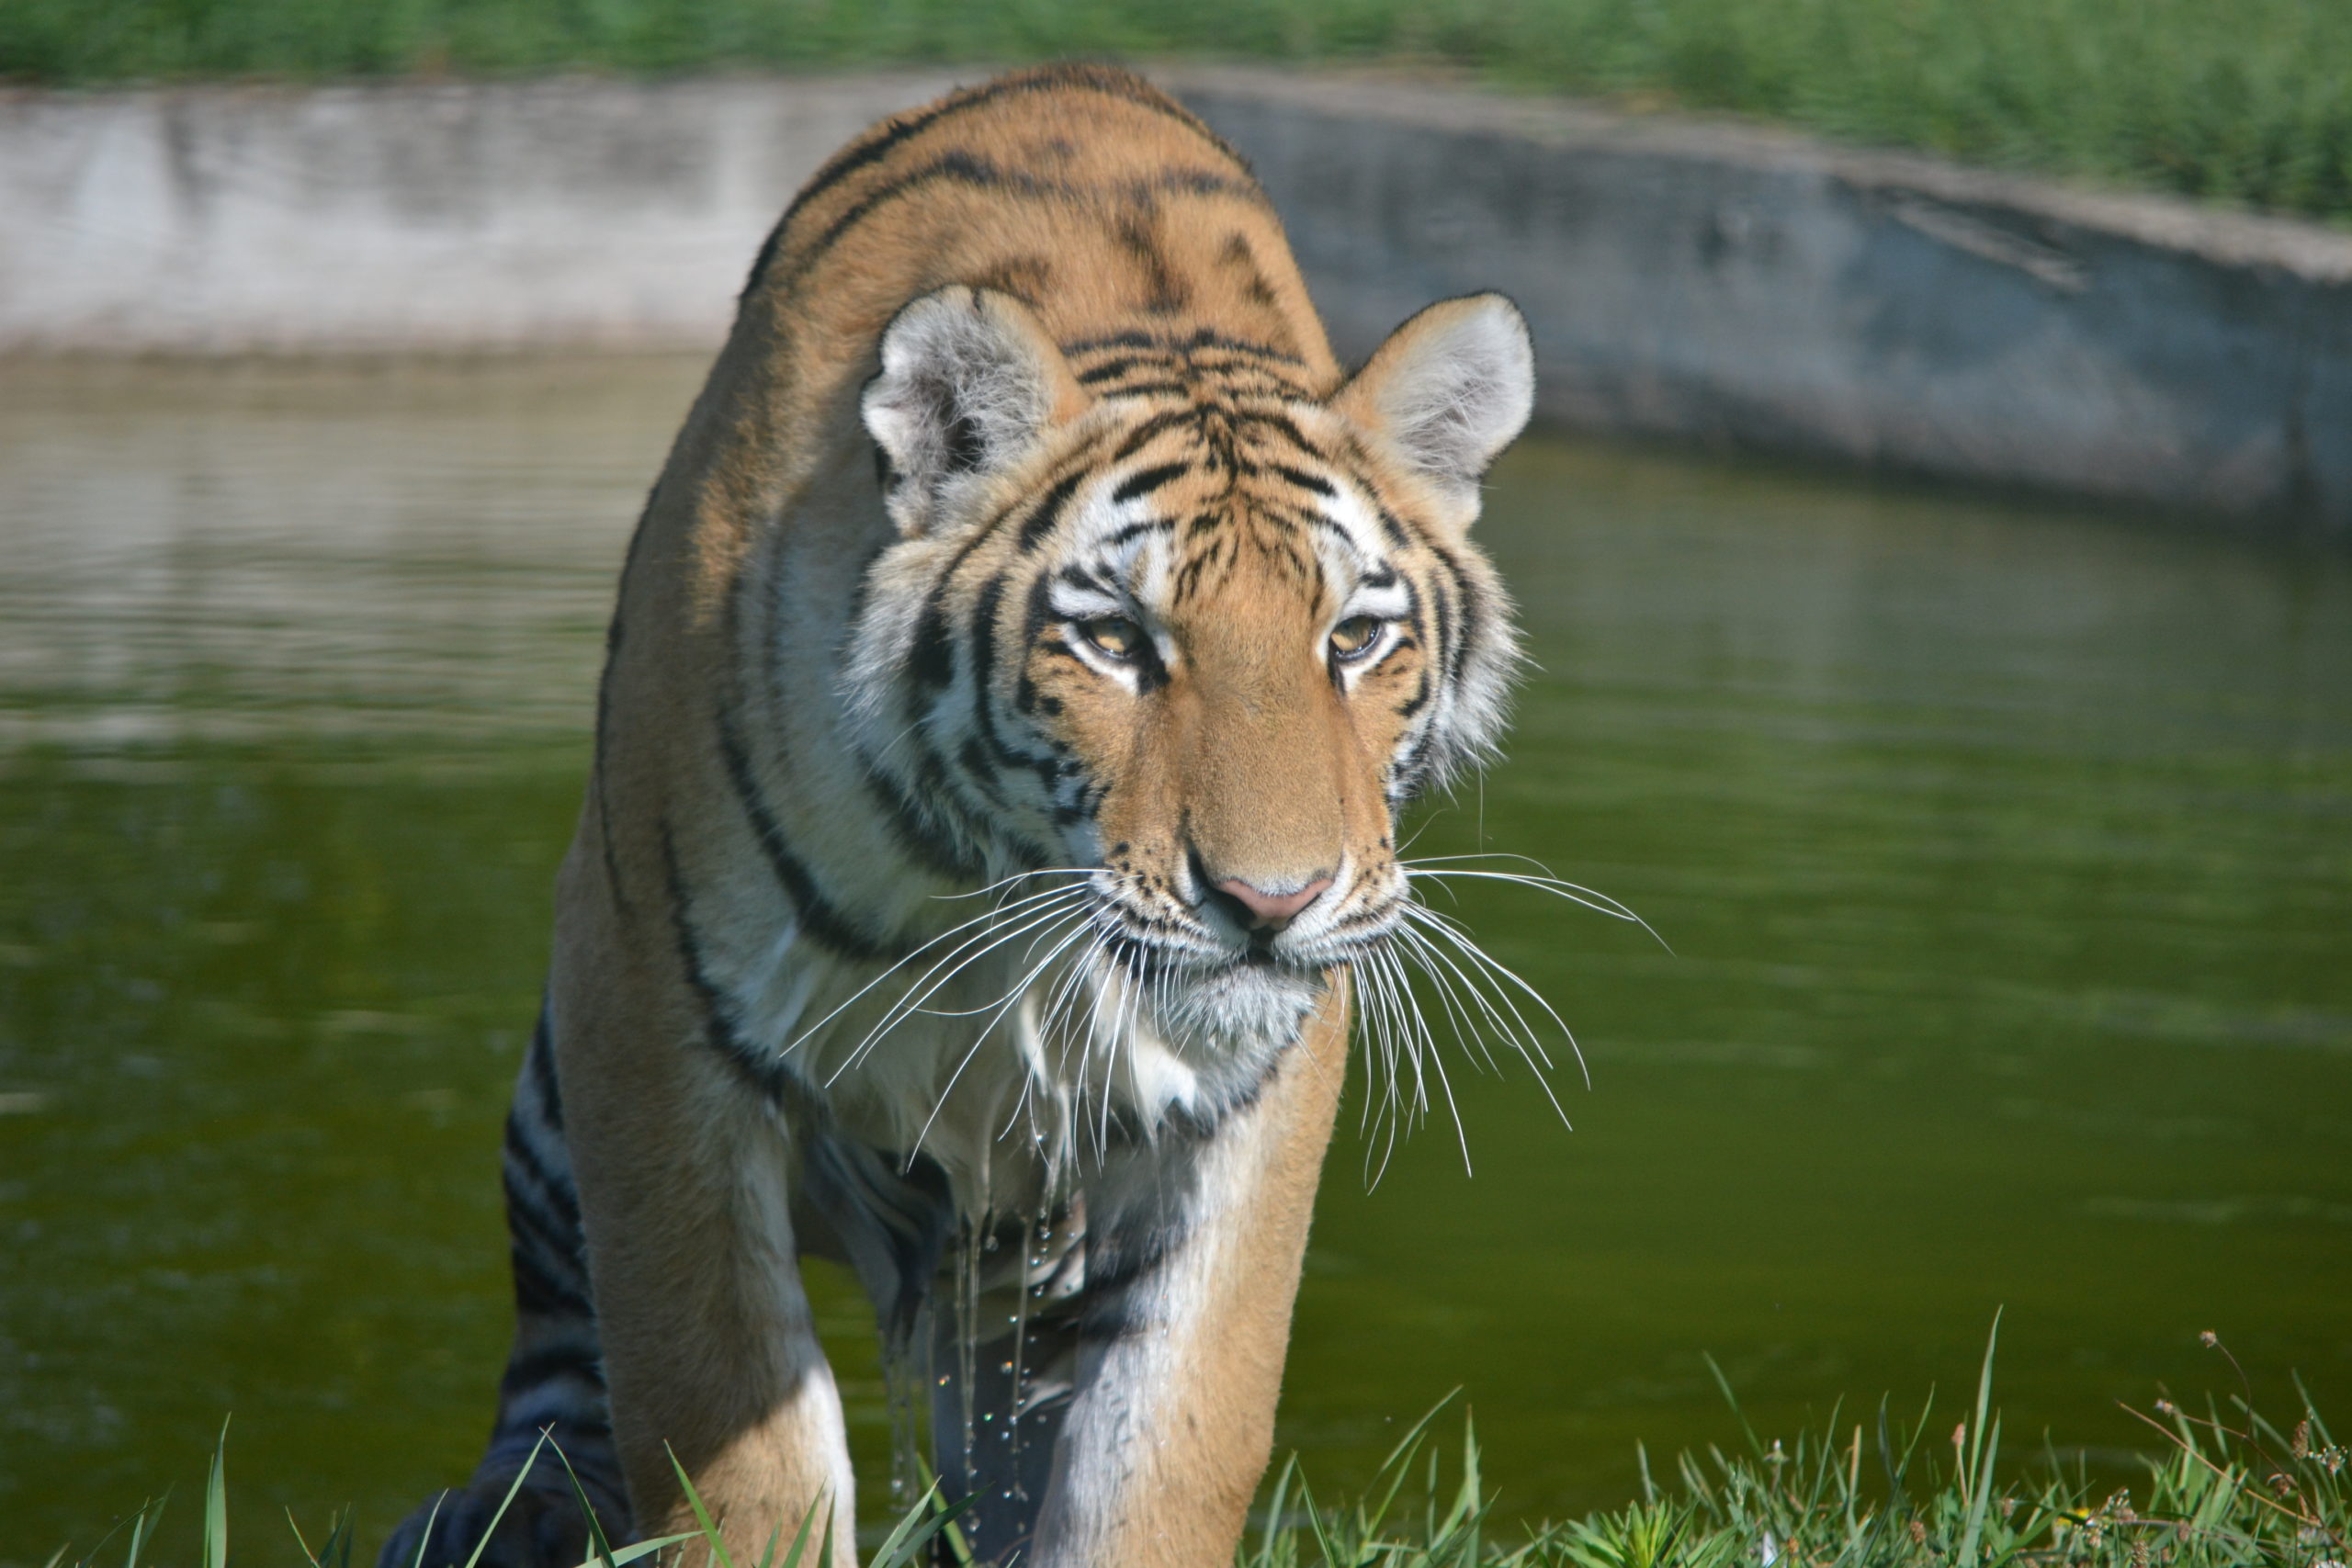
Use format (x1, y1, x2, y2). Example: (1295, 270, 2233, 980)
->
(6, 68, 2350, 530)
(0, 73, 961, 355)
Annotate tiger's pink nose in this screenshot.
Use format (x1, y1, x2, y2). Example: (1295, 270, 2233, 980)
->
(1215, 875, 1332, 931)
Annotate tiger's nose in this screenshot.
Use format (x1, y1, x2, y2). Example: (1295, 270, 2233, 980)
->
(1214, 874, 1333, 932)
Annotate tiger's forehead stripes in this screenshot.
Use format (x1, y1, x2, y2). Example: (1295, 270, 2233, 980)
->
(1062, 328, 1321, 405)
(993, 400, 1450, 649)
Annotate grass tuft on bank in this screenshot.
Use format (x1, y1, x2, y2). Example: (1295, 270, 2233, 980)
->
(4, 0, 2352, 225)
(51, 1334, 2350, 1568)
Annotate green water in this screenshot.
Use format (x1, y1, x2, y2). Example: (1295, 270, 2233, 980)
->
(3, 358, 2347, 1562)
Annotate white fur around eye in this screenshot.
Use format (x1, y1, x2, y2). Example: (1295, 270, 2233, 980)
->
(1345, 579, 1413, 623)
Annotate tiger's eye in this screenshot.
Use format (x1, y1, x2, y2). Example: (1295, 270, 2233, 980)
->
(1329, 615, 1385, 660)
(1080, 616, 1144, 659)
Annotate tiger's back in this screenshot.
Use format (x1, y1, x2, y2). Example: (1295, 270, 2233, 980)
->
(661, 62, 1340, 608)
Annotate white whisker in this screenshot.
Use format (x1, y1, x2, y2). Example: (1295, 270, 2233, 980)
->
(933, 866, 1100, 901)
(825, 897, 1090, 1084)
(910, 914, 1102, 1154)
(1402, 901, 1589, 1093)
(787, 879, 1088, 1054)
(1397, 908, 1555, 1074)
(1400, 862, 1670, 953)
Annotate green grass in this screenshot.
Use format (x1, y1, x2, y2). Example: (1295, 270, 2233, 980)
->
(3, 0, 2352, 222)
(51, 1332, 2351, 1568)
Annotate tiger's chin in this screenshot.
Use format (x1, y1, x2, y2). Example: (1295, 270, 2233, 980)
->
(1148, 952, 1333, 1063)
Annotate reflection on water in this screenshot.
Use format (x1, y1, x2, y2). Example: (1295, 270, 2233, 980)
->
(3, 359, 2349, 1563)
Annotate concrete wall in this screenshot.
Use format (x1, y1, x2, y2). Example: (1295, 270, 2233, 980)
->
(1178, 73, 2352, 531)
(6, 69, 2351, 531)
(0, 73, 956, 353)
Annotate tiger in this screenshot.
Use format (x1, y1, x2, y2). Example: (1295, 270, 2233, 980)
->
(382, 62, 1534, 1568)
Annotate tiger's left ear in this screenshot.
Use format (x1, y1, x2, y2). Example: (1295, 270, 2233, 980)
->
(1333, 293, 1534, 519)
(863, 285, 1090, 537)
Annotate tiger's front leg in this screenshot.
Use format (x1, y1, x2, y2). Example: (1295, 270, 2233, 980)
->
(1028, 987, 1352, 1568)
(548, 893, 861, 1568)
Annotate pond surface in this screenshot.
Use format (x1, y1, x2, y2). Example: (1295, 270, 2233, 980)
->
(4, 357, 2349, 1563)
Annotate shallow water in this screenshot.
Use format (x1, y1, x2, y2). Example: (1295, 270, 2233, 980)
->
(3, 357, 2348, 1562)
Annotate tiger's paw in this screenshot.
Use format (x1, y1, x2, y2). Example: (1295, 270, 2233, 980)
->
(376, 1475, 622, 1568)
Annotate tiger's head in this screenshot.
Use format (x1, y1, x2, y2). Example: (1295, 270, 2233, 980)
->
(846, 286, 1532, 1059)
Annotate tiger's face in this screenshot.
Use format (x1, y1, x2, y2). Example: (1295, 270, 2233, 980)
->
(849, 288, 1532, 1055)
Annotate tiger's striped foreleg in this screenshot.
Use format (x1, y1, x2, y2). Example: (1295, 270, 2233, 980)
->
(548, 879, 861, 1568)
(378, 1007, 629, 1568)
(1027, 987, 1352, 1568)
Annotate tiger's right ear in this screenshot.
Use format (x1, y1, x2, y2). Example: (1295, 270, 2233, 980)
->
(1331, 293, 1533, 525)
(862, 286, 1089, 537)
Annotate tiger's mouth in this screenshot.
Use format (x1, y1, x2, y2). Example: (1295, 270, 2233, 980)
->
(1110, 933, 1337, 1059)
(1102, 929, 1336, 981)
(1092, 884, 1395, 989)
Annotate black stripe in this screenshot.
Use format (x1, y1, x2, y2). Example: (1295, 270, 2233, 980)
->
(1425, 561, 1453, 682)
(501, 1133, 578, 1241)
(1428, 540, 1479, 693)
(1116, 210, 1190, 314)
(1371, 502, 1416, 552)
(509, 1247, 594, 1319)
(766, 152, 1056, 303)
(496, 1343, 606, 1397)
(909, 591, 957, 690)
(1056, 563, 1117, 593)
(1103, 517, 1176, 550)
(660, 819, 798, 1105)
(906, 738, 1055, 870)
(712, 716, 896, 962)
(1272, 464, 1334, 496)
(956, 737, 1003, 799)
(1306, 513, 1363, 557)
(501, 1111, 571, 1201)
(1396, 666, 1435, 720)
(505, 1220, 585, 1305)
(1089, 378, 1193, 400)
(1061, 329, 1163, 355)
(770, 158, 1259, 310)
(523, 1007, 563, 1123)
(503, 1158, 584, 1257)
(1233, 407, 1318, 454)
(1113, 408, 1196, 461)
(502, 1174, 579, 1263)
(1061, 326, 1305, 365)
(746, 65, 1244, 299)
(1018, 468, 1090, 550)
(859, 761, 989, 881)
(1110, 461, 1189, 505)
(966, 573, 1013, 762)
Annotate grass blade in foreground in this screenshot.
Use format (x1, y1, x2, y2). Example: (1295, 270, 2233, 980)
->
(40, 1334, 2348, 1568)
